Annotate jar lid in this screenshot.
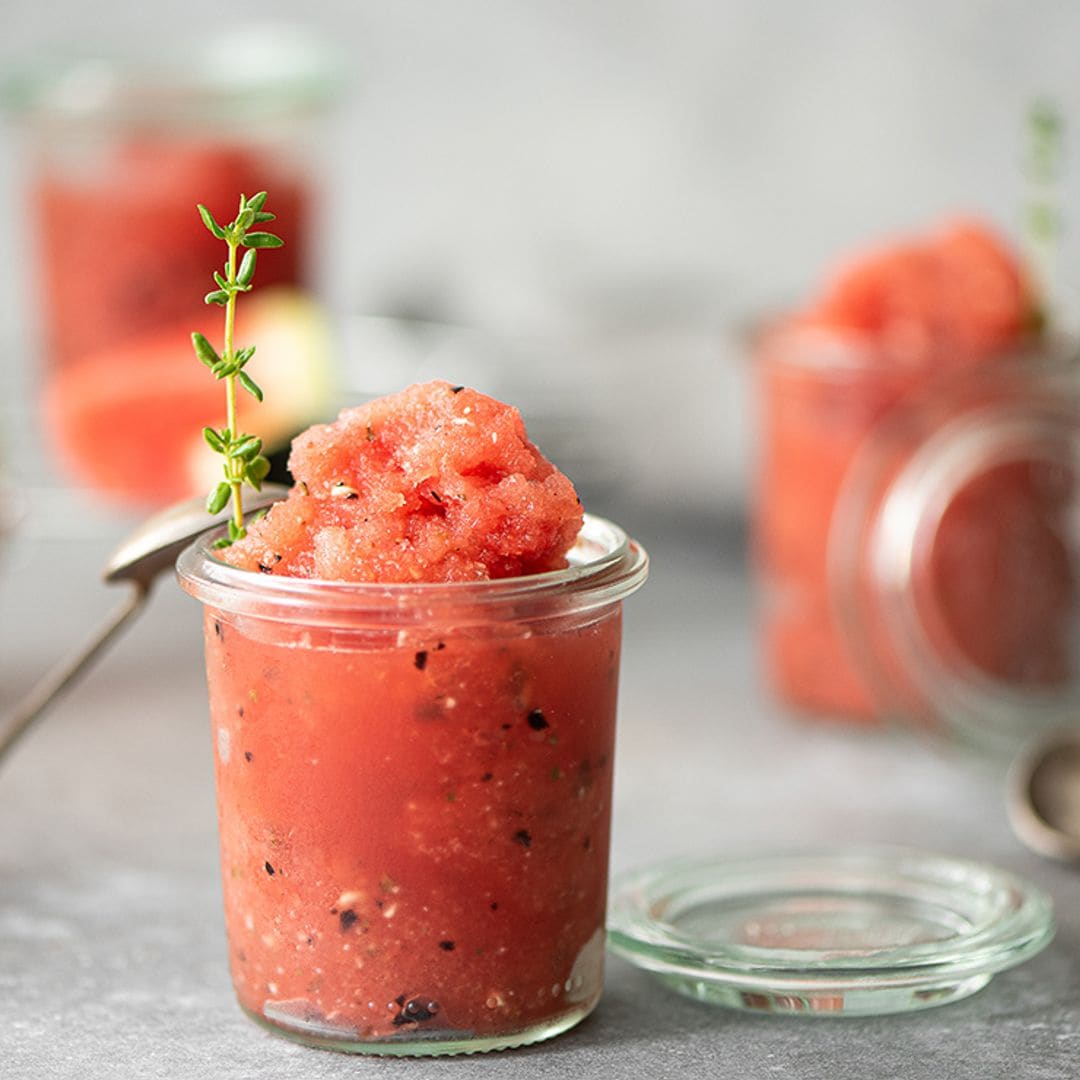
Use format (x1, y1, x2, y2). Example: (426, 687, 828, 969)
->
(607, 848, 1054, 1017)
(2, 25, 343, 126)
(829, 353, 1080, 754)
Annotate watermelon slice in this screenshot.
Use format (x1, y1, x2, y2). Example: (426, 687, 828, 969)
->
(42, 288, 336, 507)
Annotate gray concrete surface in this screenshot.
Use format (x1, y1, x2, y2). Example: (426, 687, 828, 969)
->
(1, 504, 1077, 1079)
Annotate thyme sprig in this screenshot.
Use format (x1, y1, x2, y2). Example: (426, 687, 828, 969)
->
(1025, 100, 1063, 331)
(192, 191, 283, 547)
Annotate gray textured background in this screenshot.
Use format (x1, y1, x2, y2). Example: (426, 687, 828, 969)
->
(4, 1, 1080, 511)
(5, 1, 1080, 328)
(3, 4, 1080, 1078)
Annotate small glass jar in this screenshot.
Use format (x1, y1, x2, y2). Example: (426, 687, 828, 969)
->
(177, 515, 647, 1056)
(754, 322, 1080, 751)
(753, 321, 930, 720)
(7, 33, 337, 372)
(4, 31, 339, 505)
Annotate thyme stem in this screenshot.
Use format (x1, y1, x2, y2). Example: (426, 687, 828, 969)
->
(1025, 100, 1063, 330)
(224, 234, 243, 536)
(192, 191, 284, 546)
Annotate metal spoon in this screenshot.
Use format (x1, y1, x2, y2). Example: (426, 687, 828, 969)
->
(0, 484, 288, 765)
(1007, 729, 1080, 862)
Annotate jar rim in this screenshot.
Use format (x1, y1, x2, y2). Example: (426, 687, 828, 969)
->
(176, 512, 648, 625)
(2, 28, 343, 123)
(757, 319, 1055, 381)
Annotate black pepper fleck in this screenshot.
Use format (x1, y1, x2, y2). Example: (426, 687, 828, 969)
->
(481, 772, 494, 782)
(244, 751, 253, 763)
(213, 621, 222, 638)
(392, 996, 440, 1026)
(490, 902, 499, 911)
(450, 386, 465, 394)
(438, 940, 455, 951)
(436, 642, 446, 651)
(264, 861, 275, 876)
(513, 829, 532, 848)
(526, 709, 549, 731)
(414, 650, 428, 671)
(340, 909, 359, 932)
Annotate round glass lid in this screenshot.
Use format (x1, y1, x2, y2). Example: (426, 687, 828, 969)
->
(607, 849, 1054, 1017)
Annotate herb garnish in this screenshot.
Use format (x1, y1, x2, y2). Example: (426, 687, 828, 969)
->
(1025, 100, 1063, 331)
(192, 192, 283, 547)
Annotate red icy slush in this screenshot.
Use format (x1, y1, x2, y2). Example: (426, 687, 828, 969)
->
(223, 382, 583, 582)
(178, 381, 646, 1054)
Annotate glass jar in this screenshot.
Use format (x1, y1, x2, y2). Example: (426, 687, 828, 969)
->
(830, 353, 1080, 753)
(177, 515, 647, 1055)
(754, 322, 1080, 752)
(4, 30, 340, 505)
(753, 321, 929, 720)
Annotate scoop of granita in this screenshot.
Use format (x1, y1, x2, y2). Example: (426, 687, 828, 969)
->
(804, 218, 1033, 365)
(222, 381, 584, 582)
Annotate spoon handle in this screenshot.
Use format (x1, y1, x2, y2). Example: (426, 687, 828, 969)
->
(0, 584, 148, 766)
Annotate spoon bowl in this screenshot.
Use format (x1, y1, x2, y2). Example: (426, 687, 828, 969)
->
(103, 484, 287, 588)
(0, 484, 289, 766)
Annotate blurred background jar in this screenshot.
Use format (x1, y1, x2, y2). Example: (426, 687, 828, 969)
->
(751, 218, 1080, 751)
(3, 27, 341, 509)
(828, 350, 1080, 754)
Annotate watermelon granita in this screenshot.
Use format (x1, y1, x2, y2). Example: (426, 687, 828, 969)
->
(222, 381, 583, 582)
(177, 380, 648, 1054)
(753, 218, 1059, 723)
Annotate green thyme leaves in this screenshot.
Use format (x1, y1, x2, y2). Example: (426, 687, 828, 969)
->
(207, 481, 231, 515)
(238, 370, 264, 402)
(1025, 100, 1063, 328)
(190, 331, 259, 389)
(198, 203, 226, 239)
(241, 232, 285, 249)
(191, 332, 219, 367)
(192, 191, 283, 544)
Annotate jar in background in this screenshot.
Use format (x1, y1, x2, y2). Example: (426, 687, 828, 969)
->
(4, 30, 340, 506)
(754, 324, 1080, 753)
(753, 321, 927, 720)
